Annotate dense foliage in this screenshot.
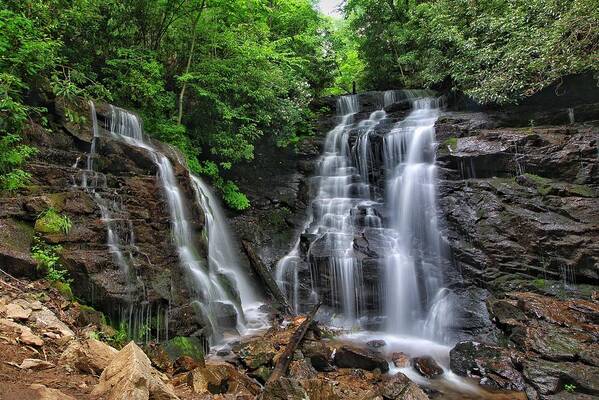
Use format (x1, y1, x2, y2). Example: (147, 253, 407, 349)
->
(344, 0, 599, 104)
(0, 0, 337, 208)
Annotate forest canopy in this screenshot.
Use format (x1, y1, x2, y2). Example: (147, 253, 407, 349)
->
(1, 0, 597, 207)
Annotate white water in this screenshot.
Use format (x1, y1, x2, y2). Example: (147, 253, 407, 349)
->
(103, 105, 262, 344)
(276, 90, 453, 340)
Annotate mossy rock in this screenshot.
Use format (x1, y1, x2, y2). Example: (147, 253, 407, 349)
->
(443, 136, 458, 151)
(163, 336, 205, 364)
(51, 280, 74, 300)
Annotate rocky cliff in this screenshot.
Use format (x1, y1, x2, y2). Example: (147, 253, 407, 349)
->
(0, 100, 208, 339)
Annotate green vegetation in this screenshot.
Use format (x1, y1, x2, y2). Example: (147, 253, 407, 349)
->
(164, 336, 205, 363)
(564, 383, 576, 393)
(31, 236, 73, 297)
(443, 137, 458, 152)
(0, 134, 37, 192)
(532, 278, 547, 289)
(343, 0, 598, 104)
(35, 208, 72, 235)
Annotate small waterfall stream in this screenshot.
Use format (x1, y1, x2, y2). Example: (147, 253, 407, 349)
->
(84, 103, 264, 344)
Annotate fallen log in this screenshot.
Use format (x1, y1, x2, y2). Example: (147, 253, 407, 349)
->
(266, 302, 321, 385)
(241, 240, 294, 316)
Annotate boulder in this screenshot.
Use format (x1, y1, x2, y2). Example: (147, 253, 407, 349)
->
(301, 340, 334, 372)
(29, 307, 75, 338)
(333, 345, 389, 372)
(187, 362, 260, 397)
(450, 341, 526, 392)
(20, 328, 44, 346)
(261, 377, 309, 400)
(378, 372, 430, 400)
(91, 341, 179, 400)
(29, 384, 76, 400)
(238, 339, 276, 369)
(391, 352, 410, 368)
(163, 336, 205, 366)
(523, 358, 599, 396)
(412, 356, 444, 378)
(60, 338, 118, 374)
(173, 356, 202, 373)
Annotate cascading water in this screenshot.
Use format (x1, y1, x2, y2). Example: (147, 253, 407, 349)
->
(383, 97, 451, 342)
(276, 91, 452, 340)
(102, 105, 263, 344)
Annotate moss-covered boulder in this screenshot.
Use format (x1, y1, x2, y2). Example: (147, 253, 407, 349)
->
(163, 336, 205, 365)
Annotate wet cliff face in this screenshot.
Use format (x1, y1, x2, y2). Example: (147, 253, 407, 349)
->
(0, 100, 207, 339)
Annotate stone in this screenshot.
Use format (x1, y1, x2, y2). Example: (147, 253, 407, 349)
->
(20, 328, 44, 346)
(5, 303, 32, 320)
(378, 372, 429, 400)
(367, 339, 386, 349)
(17, 358, 55, 370)
(391, 352, 410, 368)
(239, 339, 276, 369)
(333, 345, 389, 372)
(261, 377, 309, 400)
(523, 359, 599, 396)
(29, 384, 76, 400)
(288, 359, 317, 380)
(173, 356, 202, 373)
(60, 338, 118, 374)
(302, 340, 334, 372)
(91, 341, 179, 400)
(299, 378, 340, 400)
(187, 362, 260, 397)
(450, 341, 526, 392)
(30, 307, 75, 338)
(412, 356, 444, 378)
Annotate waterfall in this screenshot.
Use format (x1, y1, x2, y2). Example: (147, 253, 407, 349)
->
(276, 91, 452, 342)
(383, 97, 450, 341)
(101, 105, 261, 344)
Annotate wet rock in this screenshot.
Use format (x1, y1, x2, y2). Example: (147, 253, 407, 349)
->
(60, 338, 118, 374)
(212, 301, 239, 329)
(391, 352, 410, 368)
(333, 344, 389, 372)
(163, 336, 205, 365)
(0, 218, 36, 278)
(378, 372, 430, 400)
(523, 358, 599, 396)
(412, 356, 444, 378)
(173, 356, 202, 373)
(92, 341, 179, 400)
(249, 365, 273, 383)
(301, 340, 334, 372)
(239, 339, 276, 369)
(261, 377, 308, 400)
(510, 324, 590, 361)
(450, 341, 526, 392)
(29, 384, 76, 400)
(367, 339, 386, 349)
(299, 378, 340, 400)
(187, 362, 260, 397)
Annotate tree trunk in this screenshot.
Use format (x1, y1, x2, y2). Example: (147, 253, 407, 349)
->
(241, 240, 294, 316)
(266, 302, 321, 384)
(177, 0, 206, 125)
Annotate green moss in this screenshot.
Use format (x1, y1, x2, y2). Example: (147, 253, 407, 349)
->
(164, 336, 205, 363)
(443, 137, 458, 151)
(524, 173, 553, 196)
(52, 280, 73, 300)
(35, 208, 72, 234)
(568, 184, 596, 198)
(532, 278, 546, 288)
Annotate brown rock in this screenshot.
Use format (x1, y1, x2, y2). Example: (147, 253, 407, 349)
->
(5, 303, 31, 320)
(60, 338, 118, 374)
(261, 377, 308, 400)
(20, 328, 44, 346)
(379, 372, 429, 400)
(412, 356, 443, 378)
(29, 384, 76, 400)
(173, 356, 202, 373)
(17, 358, 55, 370)
(391, 352, 410, 368)
(187, 362, 260, 397)
(91, 341, 179, 400)
(334, 344, 389, 372)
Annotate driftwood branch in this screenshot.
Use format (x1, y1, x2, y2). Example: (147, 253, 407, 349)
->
(241, 240, 294, 316)
(266, 302, 321, 385)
